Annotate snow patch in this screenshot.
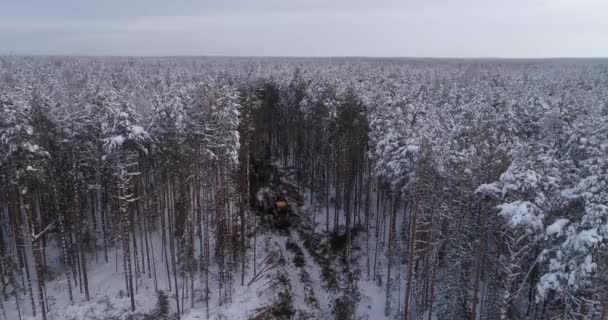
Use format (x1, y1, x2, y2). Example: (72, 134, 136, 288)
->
(406, 145, 420, 152)
(497, 201, 543, 230)
(574, 228, 601, 249)
(475, 183, 501, 196)
(537, 273, 559, 298)
(581, 255, 596, 273)
(131, 125, 145, 135)
(103, 135, 125, 151)
(546, 219, 569, 236)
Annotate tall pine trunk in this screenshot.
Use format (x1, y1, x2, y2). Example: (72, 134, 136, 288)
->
(471, 200, 486, 320)
(51, 180, 74, 304)
(17, 189, 36, 318)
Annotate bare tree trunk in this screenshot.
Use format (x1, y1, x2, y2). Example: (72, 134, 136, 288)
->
(403, 195, 418, 320)
(0, 289, 6, 320)
(17, 190, 36, 318)
(334, 161, 341, 233)
(25, 191, 49, 320)
(0, 236, 7, 302)
(73, 166, 91, 302)
(117, 160, 136, 312)
(345, 183, 352, 271)
(52, 181, 74, 304)
(136, 185, 146, 280)
(326, 166, 330, 233)
(102, 182, 109, 264)
(196, 155, 204, 309)
(364, 159, 372, 281)
(160, 187, 171, 291)
(13, 270, 22, 320)
(33, 240, 47, 320)
(149, 175, 159, 293)
(204, 186, 210, 320)
(373, 184, 382, 280)
(96, 166, 107, 264)
(427, 256, 437, 320)
(79, 238, 90, 301)
(168, 182, 181, 318)
(385, 193, 397, 317)
(471, 200, 486, 320)
(131, 202, 140, 294)
(34, 191, 51, 314)
(142, 179, 152, 279)
(240, 148, 247, 286)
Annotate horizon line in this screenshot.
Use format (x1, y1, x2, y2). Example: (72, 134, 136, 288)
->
(2, 53, 608, 60)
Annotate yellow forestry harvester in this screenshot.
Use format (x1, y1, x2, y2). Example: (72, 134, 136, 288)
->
(254, 168, 301, 229)
(275, 198, 288, 212)
(273, 194, 290, 228)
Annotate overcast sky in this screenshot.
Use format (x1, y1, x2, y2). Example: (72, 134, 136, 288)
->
(1, 0, 607, 57)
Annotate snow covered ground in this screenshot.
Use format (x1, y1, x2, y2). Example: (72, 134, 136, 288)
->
(4, 189, 409, 320)
(4, 230, 275, 320)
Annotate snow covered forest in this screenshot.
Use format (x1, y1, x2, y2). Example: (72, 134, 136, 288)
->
(0, 56, 607, 320)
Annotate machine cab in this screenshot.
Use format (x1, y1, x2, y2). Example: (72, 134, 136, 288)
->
(275, 194, 288, 214)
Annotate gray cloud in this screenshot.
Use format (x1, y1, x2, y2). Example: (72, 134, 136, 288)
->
(0, 0, 606, 57)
